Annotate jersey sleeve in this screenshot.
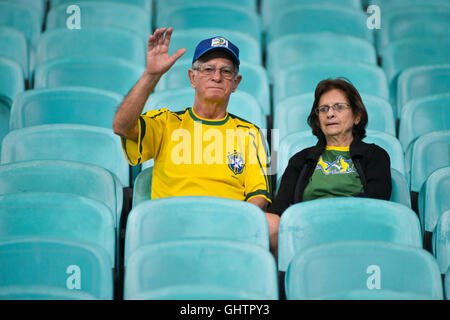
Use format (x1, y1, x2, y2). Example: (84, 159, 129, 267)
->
(121, 108, 169, 166)
(244, 127, 272, 203)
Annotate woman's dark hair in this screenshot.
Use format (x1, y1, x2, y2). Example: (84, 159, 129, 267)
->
(307, 78, 368, 141)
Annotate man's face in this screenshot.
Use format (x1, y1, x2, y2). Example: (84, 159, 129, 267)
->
(189, 51, 242, 103)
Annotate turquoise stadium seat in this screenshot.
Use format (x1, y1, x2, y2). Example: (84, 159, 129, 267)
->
(0, 192, 116, 266)
(390, 168, 412, 209)
(399, 94, 450, 164)
(156, 0, 257, 20)
(261, 0, 363, 31)
(418, 167, 450, 236)
(132, 166, 153, 207)
(376, 6, 450, 50)
(273, 93, 396, 142)
(0, 57, 24, 106)
(273, 62, 389, 105)
(0, 2, 41, 47)
(0, 57, 24, 145)
(0, 27, 28, 79)
(35, 27, 146, 69)
(434, 209, 450, 274)
(168, 29, 262, 65)
(381, 38, 450, 116)
(266, 5, 373, 46)
(1, 124, 130, 187)
(157, 61, 270, 116)
(285, 241, 443, 300)
(278, 198, 422, 272)
(0, 160, 123, 232)
(50, 0, 153, 11)
(276, 130, 406, 185)
(0, 0, 46, 24)
(397, 65, 450, 117)
(363, 130, 406, 176)
(33, 57, 144, 96)
(9, 87, 123, 130)
(124, 240, 278, 300)
(409, 131, 450, 194)
(144, 88, 266, 129)
(0, 286, 97, 300)
(0, 238, 113, 300)
(124, 196, 270, 264)
(156, 5, 262, 45)
(267, 33, 377, 82)
(46, 2, 151, 40)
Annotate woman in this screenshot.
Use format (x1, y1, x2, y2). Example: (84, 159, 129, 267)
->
(269, 78, 392, 215)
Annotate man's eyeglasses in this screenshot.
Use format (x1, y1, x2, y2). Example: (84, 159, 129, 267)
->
(315, 103, 351, 115)
(193, 64, 236, 80)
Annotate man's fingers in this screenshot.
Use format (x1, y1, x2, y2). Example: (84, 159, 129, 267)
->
(163, 27, 174, 47)
(169, 48, 186, 64)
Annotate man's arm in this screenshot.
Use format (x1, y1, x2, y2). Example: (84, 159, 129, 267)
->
(112, 27, 186, 142)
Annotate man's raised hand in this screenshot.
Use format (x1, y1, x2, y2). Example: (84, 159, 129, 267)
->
(145, 27, 186, 77)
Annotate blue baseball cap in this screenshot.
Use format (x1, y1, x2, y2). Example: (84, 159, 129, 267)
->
(192, 36, 240, 66)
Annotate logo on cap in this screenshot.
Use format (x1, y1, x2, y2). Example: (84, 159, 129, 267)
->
(211, 37, 228, 48)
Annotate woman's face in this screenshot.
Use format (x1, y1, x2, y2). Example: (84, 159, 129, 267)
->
(317, 89, 360, 141)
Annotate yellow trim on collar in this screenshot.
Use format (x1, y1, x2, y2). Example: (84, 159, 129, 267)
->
(325, 145, 350, 151)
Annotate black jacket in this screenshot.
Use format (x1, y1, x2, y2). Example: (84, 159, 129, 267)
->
(268, 136, 392, 215)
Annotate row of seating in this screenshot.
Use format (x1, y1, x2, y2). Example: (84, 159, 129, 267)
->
(0, 192, 448, 299)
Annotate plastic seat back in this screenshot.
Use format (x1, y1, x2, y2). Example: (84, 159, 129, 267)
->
(390, 168, 411, 209)
(267, 33, 377, 81)
(267, 5, 373, 45)
(132, 166, 153, 207)
(377, 6, 450, 50)
(51, 0, 153, 11)
(410, 130, 450, 193)
(34, 57, 144, 96)
(286, 241, 443, 300)
(157, 4, 262, 44)
(0, 285, 97, 300)
(0, 27, 28, 79)
(0, 160, 122, 228)
(35, 27, 146, 68)
(1, 124, 129, 187)
(0, 238, 113, 300)
(399, 93, 450, 153)
(0, 192, 116, 265)
(278, 197, 422, 271)
(381, 39, 450, 114)
(434, 209, 450, 274)
(145, 88, 266, 129)
(124, 240, 278, 300)
(10, 87, 123, 130)
(419, 167, 450, 235)
(273, 62, 389, 104)
(397, 64, 450, 116)
(0, 2, 41, 47)
(125, 196, 269, 263)
(261, 0, 362, 31)
(46, 2, 151, 39)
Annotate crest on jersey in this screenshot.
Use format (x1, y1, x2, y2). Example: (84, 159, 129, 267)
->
(211, 37, 228, 48)
(227, 151, 245, 175)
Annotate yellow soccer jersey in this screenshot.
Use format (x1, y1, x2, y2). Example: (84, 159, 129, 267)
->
(121, 107, 272, 203)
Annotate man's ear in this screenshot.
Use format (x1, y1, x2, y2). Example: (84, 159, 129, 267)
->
(231, 74, 242, 93)
(188, 69, 196, 89)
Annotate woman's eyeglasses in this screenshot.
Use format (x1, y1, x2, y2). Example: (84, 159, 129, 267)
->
(315, 103, 351, 115)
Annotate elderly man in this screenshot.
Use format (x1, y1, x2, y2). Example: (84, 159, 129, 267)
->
(113, 28, 279, 255)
